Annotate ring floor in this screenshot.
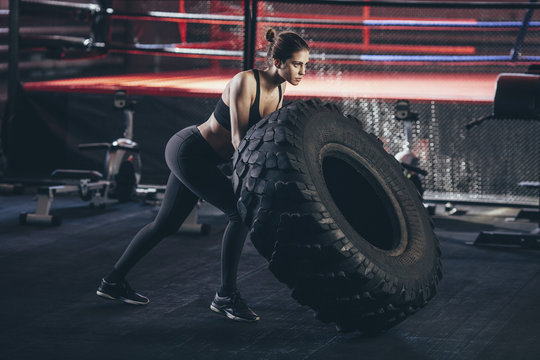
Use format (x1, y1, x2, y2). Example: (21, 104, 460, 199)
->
(1, 191, 539, 360)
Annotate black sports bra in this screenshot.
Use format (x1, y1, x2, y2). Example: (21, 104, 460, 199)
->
(213, 69, 282, 131)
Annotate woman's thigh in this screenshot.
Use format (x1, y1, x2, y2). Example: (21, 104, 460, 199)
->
(165, 126, 238, 218)
(153, 172, 199, 231)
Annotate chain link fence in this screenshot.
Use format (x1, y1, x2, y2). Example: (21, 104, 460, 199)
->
(253, 1, 539, 205)
(336, 98, 539, 205)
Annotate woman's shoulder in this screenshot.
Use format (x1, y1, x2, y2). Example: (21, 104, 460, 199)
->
(229, 70, 258, 93)
(232, 69, 257, 83)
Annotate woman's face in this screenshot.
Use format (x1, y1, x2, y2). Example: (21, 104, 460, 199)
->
(276, 49, 309, 86)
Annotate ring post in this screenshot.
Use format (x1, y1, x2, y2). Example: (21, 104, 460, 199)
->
(510, 0, 537, 61)
(243, 0, 257, 70)
(243, 0, 251, 70)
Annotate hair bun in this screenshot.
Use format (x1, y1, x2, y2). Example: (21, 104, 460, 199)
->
(265, 28, 276, 43)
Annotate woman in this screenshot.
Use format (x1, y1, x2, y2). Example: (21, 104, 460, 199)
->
(97, 29, 310, 323)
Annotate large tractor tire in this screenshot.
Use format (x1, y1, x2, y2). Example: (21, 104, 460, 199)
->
(232, 99, 442, 333)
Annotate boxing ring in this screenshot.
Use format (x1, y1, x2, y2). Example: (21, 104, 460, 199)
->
(21, 69, 498, 102)
(3, 0, 540, 205)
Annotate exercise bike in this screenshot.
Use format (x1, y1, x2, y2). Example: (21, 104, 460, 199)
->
(20, 90, 141, 225)
(393, 100, 435, 215)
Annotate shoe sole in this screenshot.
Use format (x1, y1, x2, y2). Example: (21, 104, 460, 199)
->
(210, 304, 260, 322)
(96, 290, 149, 305)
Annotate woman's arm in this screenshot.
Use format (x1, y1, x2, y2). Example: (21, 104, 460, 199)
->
(229, 73, 254, 150)
(278, 82, 287, 109)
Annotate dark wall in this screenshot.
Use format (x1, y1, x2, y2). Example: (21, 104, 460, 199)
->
(5, 89, 217, 184)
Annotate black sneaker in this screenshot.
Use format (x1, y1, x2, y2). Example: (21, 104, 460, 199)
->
(96, 278, 149, 305)
(210, 291, 260, 322)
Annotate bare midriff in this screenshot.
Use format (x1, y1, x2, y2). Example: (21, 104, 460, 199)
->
(197, 113, 235, 160)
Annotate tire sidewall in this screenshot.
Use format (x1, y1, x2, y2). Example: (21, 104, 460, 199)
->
(300, 111, 437, 280)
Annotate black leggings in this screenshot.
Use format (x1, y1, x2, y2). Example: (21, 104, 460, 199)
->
(110, 125, 247, 295)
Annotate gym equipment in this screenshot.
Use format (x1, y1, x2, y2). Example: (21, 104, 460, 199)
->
(19, 170, 111, 226)
(19, 89, 210, 233)
(135, 184, 211, 235)
(0, 182, 24, 195)
(20, 90, 141, 225)
(393, 100, 427, 195)
(467, 71, 540, 248)
(393, 100, 435, 215)
(233, 99, 441, 333)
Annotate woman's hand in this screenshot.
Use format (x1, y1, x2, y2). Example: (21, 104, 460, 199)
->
(232, 136, 242, 150)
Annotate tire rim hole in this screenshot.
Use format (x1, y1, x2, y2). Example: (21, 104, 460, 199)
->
(322, 156, 401, 251)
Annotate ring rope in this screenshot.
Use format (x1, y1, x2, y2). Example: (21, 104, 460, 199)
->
(15, 0, 540, 65)
(258, 16, 540, 29)
(18, 1, 540, 29)
(267, 0, 540, 10)
(306, 53, 540, 62)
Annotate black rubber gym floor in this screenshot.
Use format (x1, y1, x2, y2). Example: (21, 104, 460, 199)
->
(1, 192, 539, 360)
